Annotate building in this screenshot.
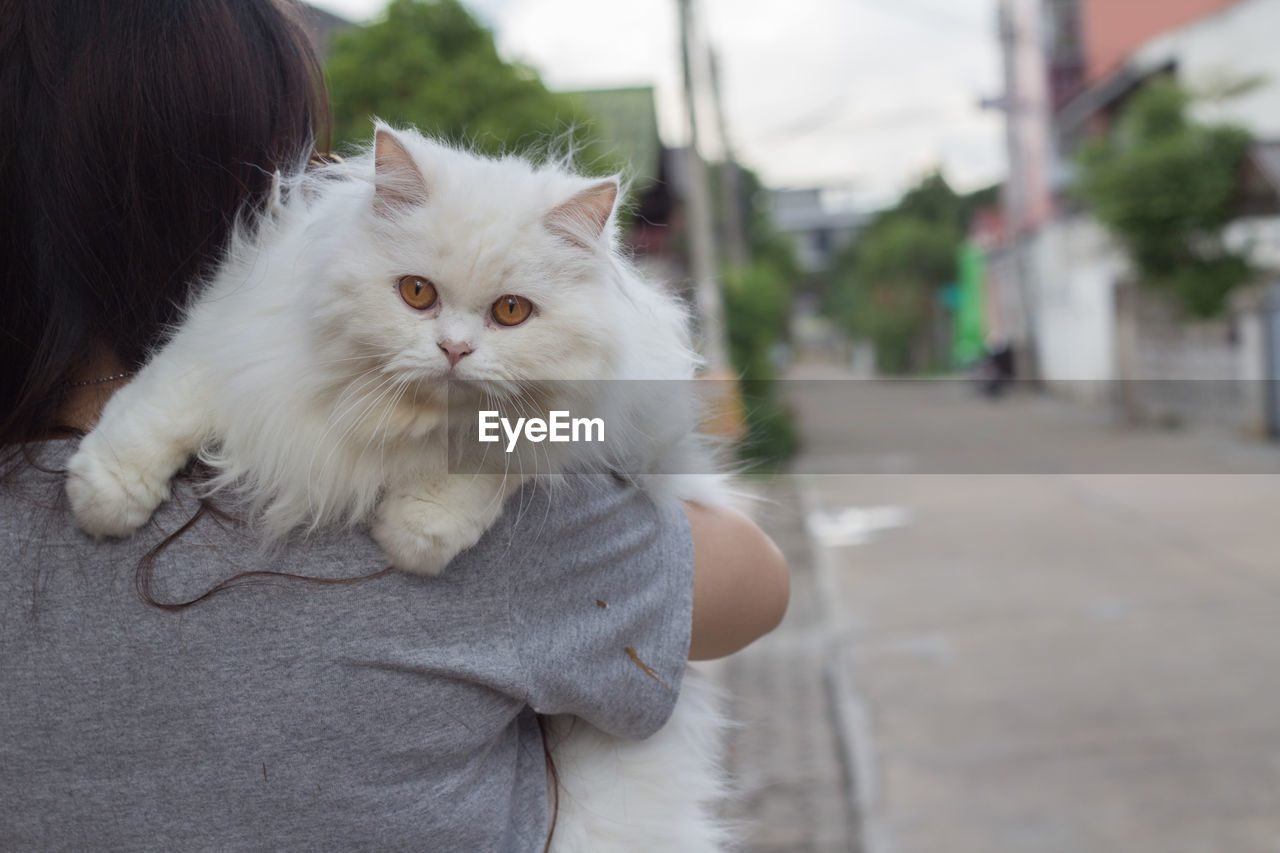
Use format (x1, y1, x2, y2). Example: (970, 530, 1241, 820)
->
(988, 0, 1280, 431)
(565, 87, 682, 263)
(1056, 0, 1280, 157)
(767, 189, 866, 275)
(1078, 0, 1241, 86)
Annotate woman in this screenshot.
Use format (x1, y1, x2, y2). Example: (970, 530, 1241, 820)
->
(0, 1, 788, 850)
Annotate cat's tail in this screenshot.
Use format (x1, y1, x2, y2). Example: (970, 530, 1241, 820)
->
(544, 668, 737, 853)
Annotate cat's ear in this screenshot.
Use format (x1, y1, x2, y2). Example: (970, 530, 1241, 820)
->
(373, 126, 430, 217)
(545, 179, 619, 249)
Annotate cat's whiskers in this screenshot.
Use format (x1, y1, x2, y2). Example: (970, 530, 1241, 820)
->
(461, 382, 514, 525)
(325, 370, 413, 518)
(307, 368, 402, 518)
(332, 371, 402, 448)
(472, 385, 501, 476)
(326, 364, 390, 423)
(381, 376, 418, 477)
(508, 380, 558, 523)
(364, 373, 414, 481)
(307, 352, 387, 370)
(524, 381, 567, 480)
(308, 365, 388, 472)
(305, 365, 387, 491)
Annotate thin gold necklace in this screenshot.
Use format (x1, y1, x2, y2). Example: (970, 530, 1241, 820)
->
(65, 372, 133, 388)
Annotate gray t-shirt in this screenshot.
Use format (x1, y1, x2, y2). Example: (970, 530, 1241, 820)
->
(0, 440, 693, 852)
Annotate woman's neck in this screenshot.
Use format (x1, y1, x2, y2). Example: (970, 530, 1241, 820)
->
(56, 345, 131, 434)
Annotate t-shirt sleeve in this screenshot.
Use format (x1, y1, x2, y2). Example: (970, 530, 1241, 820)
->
(506, 476, 694, 739)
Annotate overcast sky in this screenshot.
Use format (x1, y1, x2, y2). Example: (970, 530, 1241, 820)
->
(310, 0, 1007, 210)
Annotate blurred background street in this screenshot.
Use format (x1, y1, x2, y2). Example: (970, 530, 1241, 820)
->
(298, 0, 1280, 848)
(722, 362, 1280, 851)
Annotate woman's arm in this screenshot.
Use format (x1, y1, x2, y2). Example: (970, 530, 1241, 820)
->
(685, 502, 790, 660)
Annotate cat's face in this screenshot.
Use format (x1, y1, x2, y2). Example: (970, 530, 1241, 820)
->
(327, 129, 624, 404)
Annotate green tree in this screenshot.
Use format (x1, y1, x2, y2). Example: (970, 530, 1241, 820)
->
(825, 171, 972, 373)
(718, 167, 800, 376)
(893, 171, 967, 234)
(325, 0, 603, 161)
(1075, 78, 1252, 317)
(721, 261, 798, 467)
(717, 166, 800, 466)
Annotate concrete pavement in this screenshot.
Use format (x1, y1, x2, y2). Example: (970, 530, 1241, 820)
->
(720, 369, 1280, 852)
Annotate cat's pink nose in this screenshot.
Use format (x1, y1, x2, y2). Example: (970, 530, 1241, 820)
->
(438, 339, 474, 368)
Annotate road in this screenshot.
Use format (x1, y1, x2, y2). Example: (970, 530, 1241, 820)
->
(720, 367, 1280, 852)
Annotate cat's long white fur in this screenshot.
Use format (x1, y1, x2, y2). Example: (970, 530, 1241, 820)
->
(67, 126, 733, 851)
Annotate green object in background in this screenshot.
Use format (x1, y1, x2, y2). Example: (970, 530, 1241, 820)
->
(822, 171, 992, 375)
(564, 87, 662, 190)
(938, 283, 959, 310)
(953, 242, 985, 366)
(721, 262, 799, 469)
(1073, 79, 1252, 318)
(324, 0, 610, 169)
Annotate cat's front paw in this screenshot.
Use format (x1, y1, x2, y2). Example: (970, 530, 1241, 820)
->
(372, 484, 506, 575)
(66, 439, 170, 538)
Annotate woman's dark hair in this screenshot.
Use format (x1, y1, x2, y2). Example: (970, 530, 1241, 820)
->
(3, 8, 565, 839)
(0, 0, 329, 450)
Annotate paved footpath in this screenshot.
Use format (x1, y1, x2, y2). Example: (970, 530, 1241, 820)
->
(718, 472, 858, 852)
(719, 369, 1280, 852)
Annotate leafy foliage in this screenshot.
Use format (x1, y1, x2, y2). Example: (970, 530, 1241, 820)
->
(825, 172, 977, 373)
(722, 264, 799, 467)
(718, 167, 800, 467)
(724, 263, 789, 381)
(1074, 79, 1252, 317)
(324, 0, 604, 163)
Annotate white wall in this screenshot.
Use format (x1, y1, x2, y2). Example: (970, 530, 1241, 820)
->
(1029, 215, 1124, 382)
(1226, 215, 1280, 271)
(1028, 0, 1280, 411)
(1133, 0, 1280, 139)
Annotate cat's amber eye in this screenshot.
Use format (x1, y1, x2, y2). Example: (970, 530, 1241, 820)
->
(398, 275, 438, 310)
(492, 295, 534, 326)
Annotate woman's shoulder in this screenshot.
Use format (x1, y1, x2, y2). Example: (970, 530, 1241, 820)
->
(0, 443, 554, 852)
(1, 441, 689, 597)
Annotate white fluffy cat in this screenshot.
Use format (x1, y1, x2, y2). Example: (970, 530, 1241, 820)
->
(66, 125, 732, 852)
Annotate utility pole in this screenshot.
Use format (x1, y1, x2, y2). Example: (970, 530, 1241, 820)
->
(995, 0, 1042, 383)
(709, 48, 749, 270)
(678, 0, 727, 371)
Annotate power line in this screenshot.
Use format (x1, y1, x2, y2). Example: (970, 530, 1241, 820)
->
(677, 0, 727, 370)
(759, 104, 991, 146)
